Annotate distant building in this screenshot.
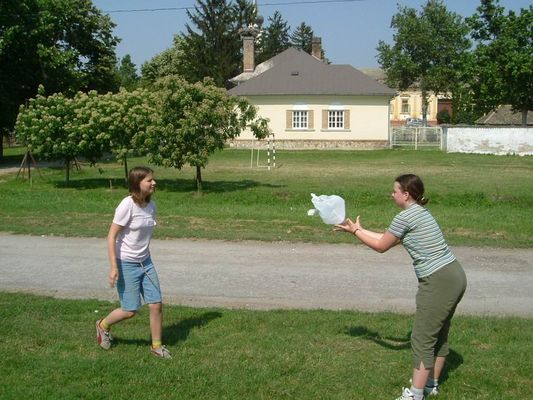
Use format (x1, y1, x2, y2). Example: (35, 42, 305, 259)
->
(228, 38, 396, 149)
(476, 105, 532, 126)
(360, 68, 451, 126)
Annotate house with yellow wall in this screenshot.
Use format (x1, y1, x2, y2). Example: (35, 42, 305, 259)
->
(228, 40, 396, 149)
(360, 68, 452, 126)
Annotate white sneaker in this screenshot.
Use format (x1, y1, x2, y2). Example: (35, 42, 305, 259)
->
(395, 387, 423, 400)
(150, 345, 172, 359)
(95, 319, 112, 350)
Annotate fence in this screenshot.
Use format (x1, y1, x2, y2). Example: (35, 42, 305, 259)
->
(444, 126, 533, 156)
(390, 126, 443, 150)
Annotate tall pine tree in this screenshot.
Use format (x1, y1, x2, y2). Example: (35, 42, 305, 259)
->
(257, 11, 291, 63)
(181, 0, 255, 87)
(290, 22, 314, 54)
(116, 55, 139, 91)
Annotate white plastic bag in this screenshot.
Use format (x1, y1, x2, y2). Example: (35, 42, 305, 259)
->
(307, 193, 346, 225)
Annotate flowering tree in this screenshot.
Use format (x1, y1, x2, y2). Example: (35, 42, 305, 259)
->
(15, 88, 105, 184)
(142, 76, 269, 192)
(91, 88, 158, 180)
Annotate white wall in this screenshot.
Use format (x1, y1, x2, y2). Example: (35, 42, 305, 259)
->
(237, 95, 391, 141)
(446, 127, 533, 156)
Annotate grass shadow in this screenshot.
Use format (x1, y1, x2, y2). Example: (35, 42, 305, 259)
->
(438, 349, 464, 385)
(346, 325, 464, 386)
(0, 153, 24, 167)
(157, 178, 284, 193)
(163, 311, 222, 345)
(53, 177, 128, 190)
(52, 177, 284, 193)
(346, 325, 411, 350)
(111, 311, 222, 348)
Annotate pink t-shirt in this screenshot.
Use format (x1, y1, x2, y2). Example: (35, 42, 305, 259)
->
(113, 196, 156, 262)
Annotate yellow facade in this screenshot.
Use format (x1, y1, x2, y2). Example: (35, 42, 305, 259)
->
(389, 90, 439, 123)
(236, 95, 391, 142)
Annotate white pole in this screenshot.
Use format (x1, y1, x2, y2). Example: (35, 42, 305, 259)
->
(267, 136, 271, 171)
(250, 138, 254, 168)
(272, 133, 276, 168)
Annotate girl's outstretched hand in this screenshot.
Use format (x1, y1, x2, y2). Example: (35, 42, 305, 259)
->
(335, 217, 355, 234)
(334, 216, 363, 234)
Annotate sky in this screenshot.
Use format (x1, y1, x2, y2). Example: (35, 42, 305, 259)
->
(91, 0, 531, 70)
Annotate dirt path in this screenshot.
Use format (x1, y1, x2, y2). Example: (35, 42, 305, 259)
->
(1, 233, 532, 316)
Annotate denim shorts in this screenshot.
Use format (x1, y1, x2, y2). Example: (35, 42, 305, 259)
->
(116, 257, 162, 312)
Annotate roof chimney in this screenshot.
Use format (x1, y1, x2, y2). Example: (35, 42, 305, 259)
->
(240, 2, 263, 73)
(312, 37, 322, 60)
(242, 35, 255, 72)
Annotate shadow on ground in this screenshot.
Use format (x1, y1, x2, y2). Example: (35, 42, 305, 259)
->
(346, 325, 464, 385)
(53, 178, 284, 193)
(112, 311, 222, 348)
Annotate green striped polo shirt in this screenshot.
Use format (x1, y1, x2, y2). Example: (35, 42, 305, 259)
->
(388, 203, 456, 278)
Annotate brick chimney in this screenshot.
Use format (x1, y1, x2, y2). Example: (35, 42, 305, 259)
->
(312, 37, 322, 60)
(242, 35, 255, 72)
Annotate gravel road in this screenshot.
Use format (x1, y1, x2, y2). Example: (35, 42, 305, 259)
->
(1, 233, 532, 317)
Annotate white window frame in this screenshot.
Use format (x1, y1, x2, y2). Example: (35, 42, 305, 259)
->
(292, 110, 308, 129)
(328, 110, 344, 129)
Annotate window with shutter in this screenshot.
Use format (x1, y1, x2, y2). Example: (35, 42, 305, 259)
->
(344, 110, 350, 129)
(327, 110, 344, 129)
(286, 110, 292, 129)
(292, 110, 308, 129)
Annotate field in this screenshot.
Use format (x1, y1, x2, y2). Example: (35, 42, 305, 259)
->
(1, 147, 532, 247)
(1, 147, 532, 399)
(1, 292, 531, 400)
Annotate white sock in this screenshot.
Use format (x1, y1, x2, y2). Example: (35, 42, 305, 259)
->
(409, 387, 424, 400)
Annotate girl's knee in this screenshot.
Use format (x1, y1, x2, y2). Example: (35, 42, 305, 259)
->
(122, 310, 137, 319)
(148, 302, 162, 312)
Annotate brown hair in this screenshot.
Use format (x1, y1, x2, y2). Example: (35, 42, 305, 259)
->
(395, 174, 429, 205)
(128, 166, 154, 205)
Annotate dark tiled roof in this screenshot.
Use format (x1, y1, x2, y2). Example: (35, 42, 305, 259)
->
(229, 47, 396, 96)
(476, 105, 532, 125)
(359, 68, 388, 85)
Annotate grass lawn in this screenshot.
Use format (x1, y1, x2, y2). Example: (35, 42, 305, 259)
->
(1, 147, 532, 247)
(1, 292, 531, 400)
(2, 149, 532, 398)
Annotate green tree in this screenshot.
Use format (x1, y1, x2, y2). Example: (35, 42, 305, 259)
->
(116, 55, 140, 91)
(15, 88, 106, 185)
(181, 0, 255, 86)
(468, 1, 532, 125)
(290, 22, 314, 54)
(0, 0, 119, 161)
(376, 0, 471, 124)
(142, 76, 269, 192)
(87, 89, 157, 180)
(257, 11, 291, 63)
(141, 36, 189, 84)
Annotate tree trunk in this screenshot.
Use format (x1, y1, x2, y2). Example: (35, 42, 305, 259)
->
(421, 89, 428, 126)
(522, 108, 528, 127)
(124, 158, 129, 184)
(195, 165, 202, 193)
(0, 133, 4, 162)
(65, 158, 71, 186)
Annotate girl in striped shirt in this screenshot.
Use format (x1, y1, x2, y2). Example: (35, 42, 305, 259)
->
(335, 174, 467, 400)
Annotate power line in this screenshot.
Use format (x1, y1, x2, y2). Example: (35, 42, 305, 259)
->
(0, 0, 364, 18)
(102, 0, 363, 14)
